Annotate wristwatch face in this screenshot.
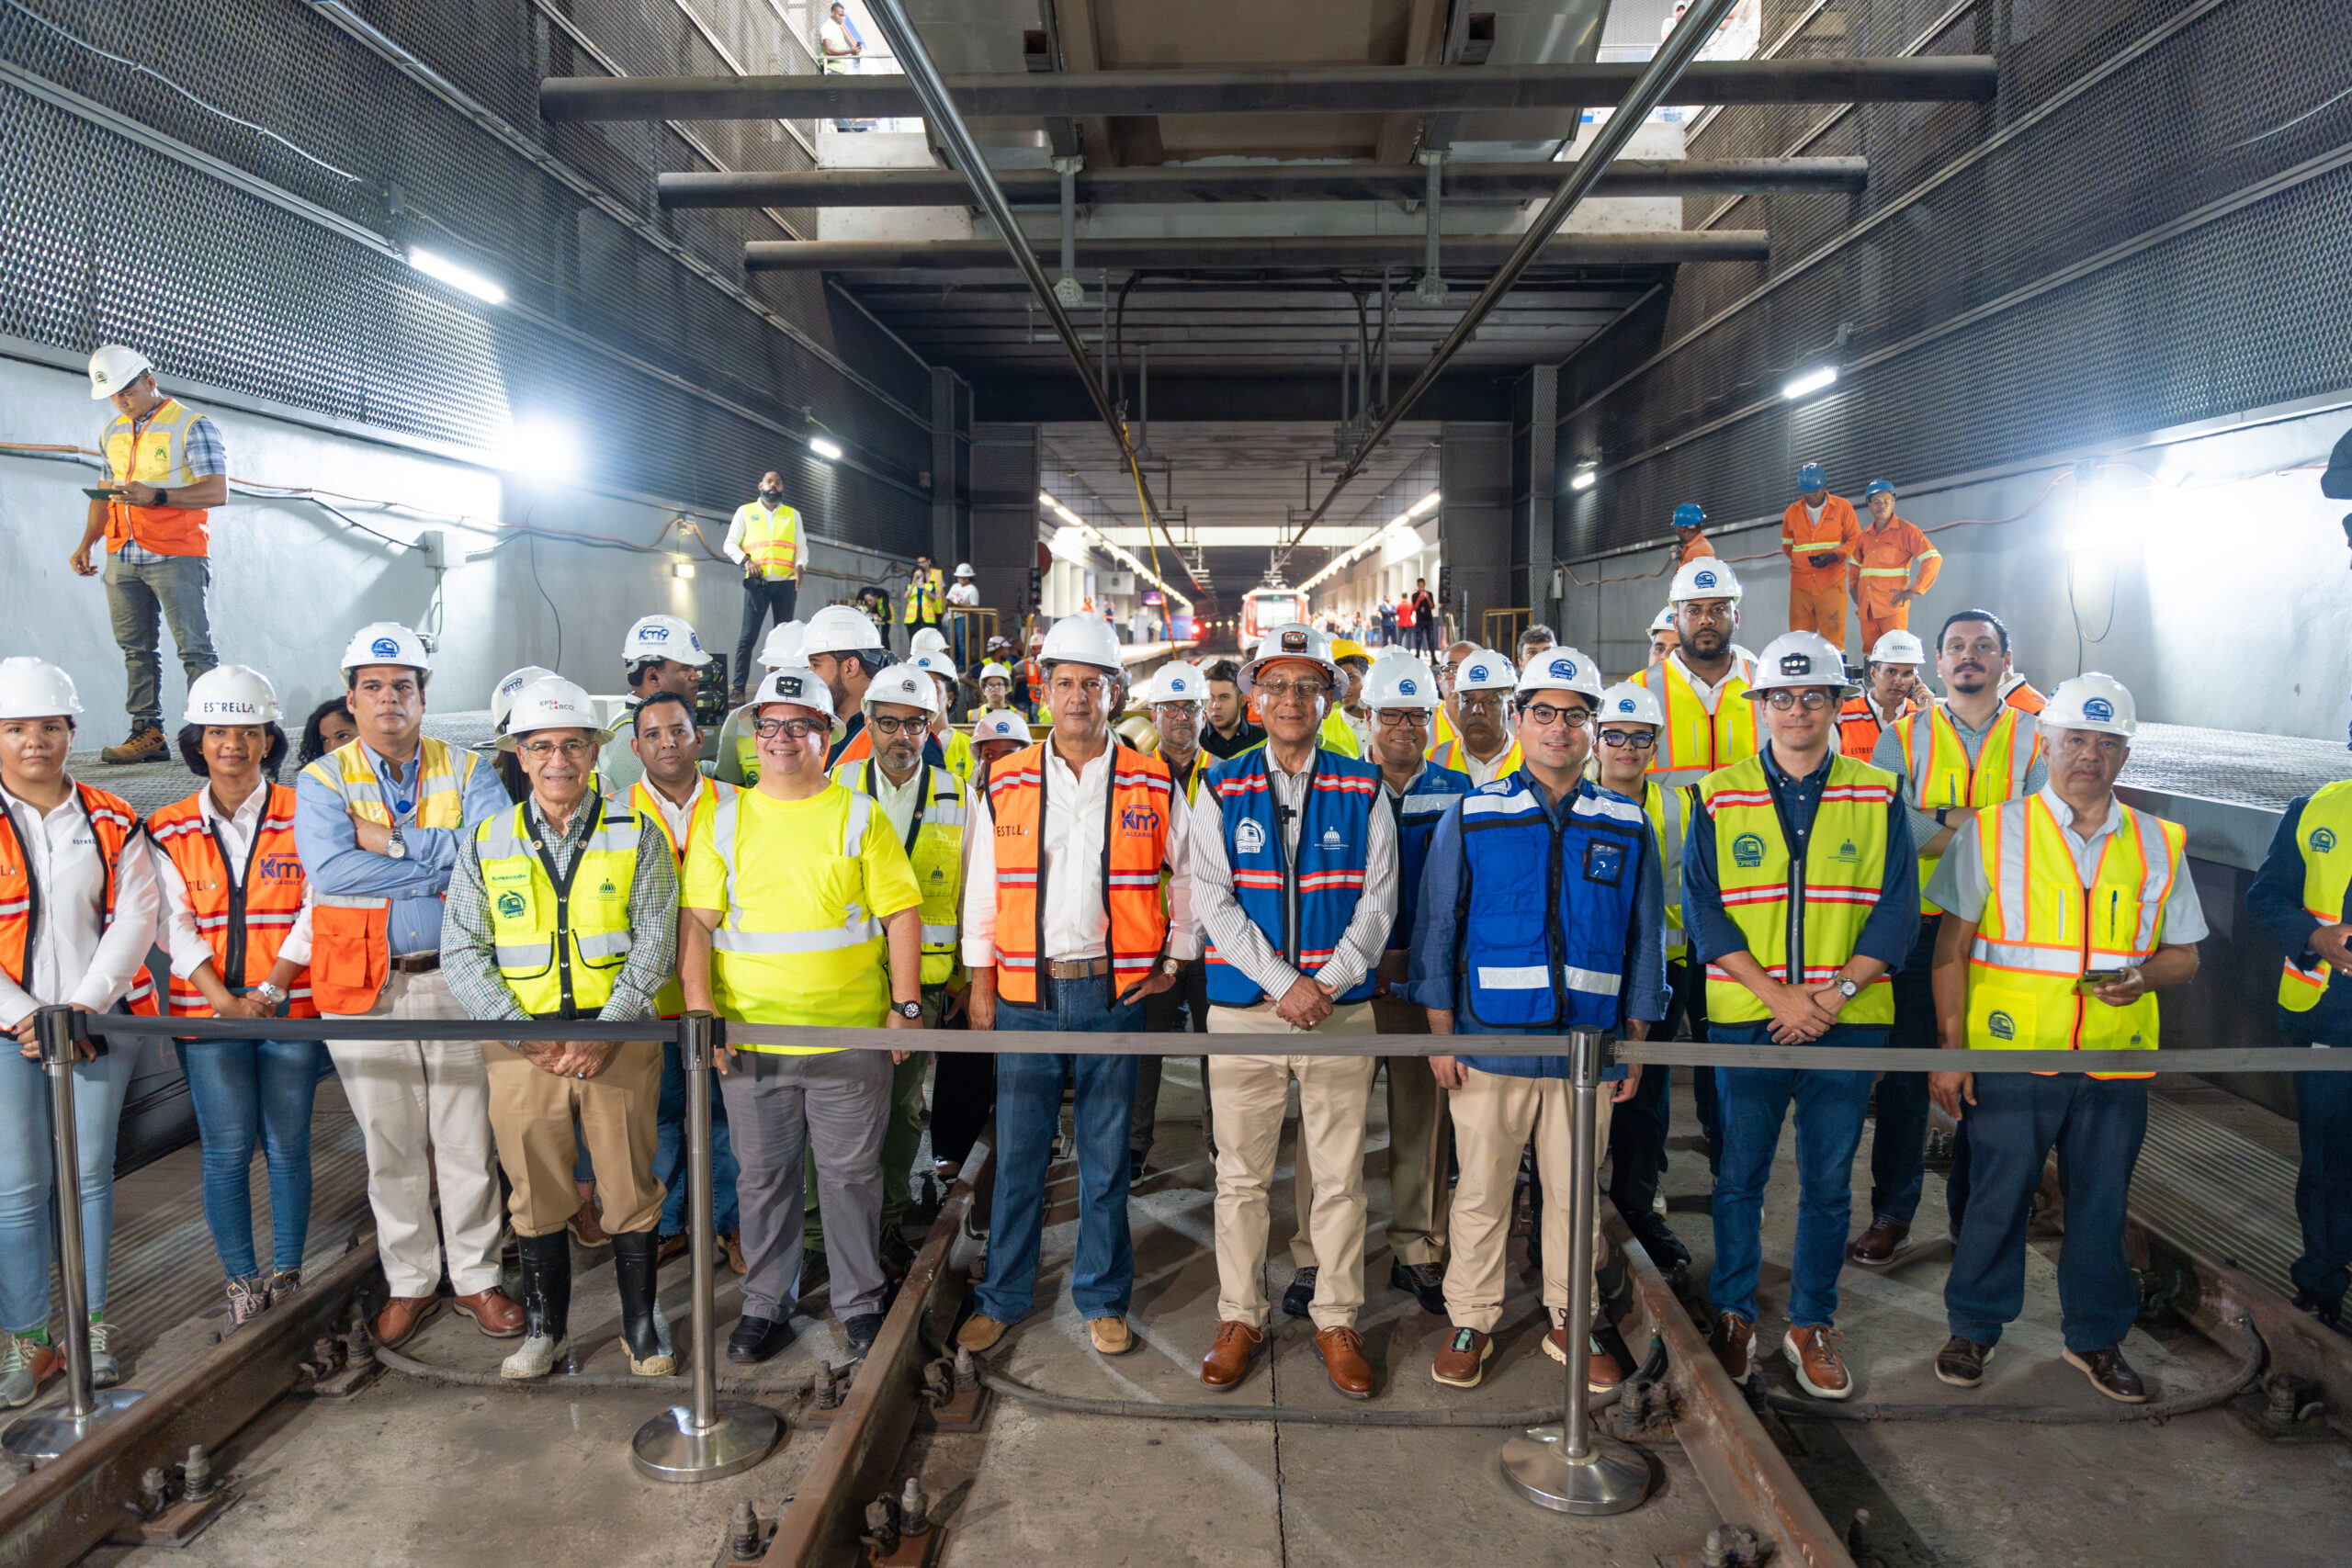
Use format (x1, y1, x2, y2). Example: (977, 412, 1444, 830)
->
(1837, 978, 1860, 998)
(898, 1000, 922, 1020)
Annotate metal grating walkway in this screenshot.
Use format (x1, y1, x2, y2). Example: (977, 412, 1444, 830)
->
(2132, 1081, 2305, 1303)
(2120, 723, 2349, 816)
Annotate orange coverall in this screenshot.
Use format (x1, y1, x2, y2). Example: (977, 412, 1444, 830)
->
(1677, 533, 1716, 568)
(1849, 514, 1942, 652)
(1781, 494, 1860, 649)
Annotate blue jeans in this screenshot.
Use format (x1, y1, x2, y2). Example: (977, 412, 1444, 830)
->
(104, 550, 216, 730)
(1708, 1023, 1879, 1329)
(974, 976, 1142, 1324)
(0, 1041, 138, 1333)
(175, 1037, 324, 1279)
(1867, 917, 1941, 1226)
(2285, 1032, 2352, 1304)
(1945, 1072, 2146, 1351)
(655, 1041, 740, 1236)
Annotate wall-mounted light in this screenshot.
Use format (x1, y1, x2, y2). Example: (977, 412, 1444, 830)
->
(407, 245, 506, 305)
(808, 436, 843, 462)
(672, 559, 696, 579)
(1570, 466, 1598, 491)
(1781, 365, 1838, 400)
(494, 416, 578, 479)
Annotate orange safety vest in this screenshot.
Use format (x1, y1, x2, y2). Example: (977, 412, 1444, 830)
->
(102, 397, 212, 558)
(150, 784, 316, 1018)
(1837, 694, 1918, 760)
(984, 739, 1172, 1004)
(300, 737, 479, 1014)
(0, 783, 159, 1015)
(2002, 679, 2048, 716)
(1678, 533, 1717, 567)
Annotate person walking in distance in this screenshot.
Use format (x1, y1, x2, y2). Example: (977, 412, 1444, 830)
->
(725, 471, 802, 704)
(1410, 578, 1440, 656)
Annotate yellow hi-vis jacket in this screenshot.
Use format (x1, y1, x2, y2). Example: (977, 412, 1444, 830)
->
(472, 795, 645, 1019)
(2280, 778, 2352, 1011)
(1894, 704, 2042, 913)
(735, 500, 800, 580)
(830, 757, 967, 987)
(632, 775, 729, 1016)
(1633, 650, 1758, 787)
(1642, 779, 1695, 961)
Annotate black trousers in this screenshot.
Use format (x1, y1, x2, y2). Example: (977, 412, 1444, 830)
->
(1608, 955, 1713, 1219)
(735, 575, 798, 684)
(931, 1040, 996, 1172)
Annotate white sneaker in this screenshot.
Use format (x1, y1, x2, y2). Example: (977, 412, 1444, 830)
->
(500, 1333, 571, 1380)
(0, 1333, 55, 1408)
(87, 1316, 119, 1389)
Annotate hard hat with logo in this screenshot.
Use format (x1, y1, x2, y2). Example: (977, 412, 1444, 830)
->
(1672, 502, 1706, 530)
(0, 657, 84, 720)
(910, 626, 949, 659)
(1798, 462, 1827, 491)
(185, 665, 281, 728)
(1514, 646, 1604, 701)
(1361, 650, 1438, 713)
(1862, 479, 1897, 501)
(1038, 613, 1125, 674)
(623, 614, 711, 669)
(1668, 558, 1743, 605)
(1649, 605, 1677, 633)
(1237, 624, 1340, 697)
(752, 665, 837, 721)
(978, 660, 1013, 685)
(1743, 631, 1856, 699)
(974, 709, 1032, 746)
(953, 562, 975, 579)
(340, 621, 431, 672)
(2041, 672, 2136, 739)
(489, 666, 558, 734)
(863, 661, 941, 716)
(1329, 637, 1370, 666)
(759, 622, 808, 669)
(1141, 660, 1207, 706)
(1450, 648, 1518, 694)
(908, 649, 959, 686)
(1866, 629, 1927, 666)
(87, 344, 153, 400)
(1595, 681, 1666, 728)
(803, 604, 883, 656)
(498, 677, 616, 749)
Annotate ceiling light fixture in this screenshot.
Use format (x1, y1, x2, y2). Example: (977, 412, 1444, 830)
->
(808, 435, 843, 461)
(1781, 365, 1838, 400)
(406, 245, 506, 305)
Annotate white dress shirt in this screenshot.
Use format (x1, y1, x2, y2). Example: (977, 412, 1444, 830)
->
(0, 781, 160, 1025)
(639, 775, 706, 855)
(154, 784, 315, 982)
(1926, 786, 2210, 943)
(962, 736, 1198, 965)
(862, 760, 927, 843)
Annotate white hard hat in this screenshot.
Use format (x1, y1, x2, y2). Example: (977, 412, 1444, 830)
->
(1514, 646, 1604, 701)
(910, 626, 950, 659)
(1140, 660, 1206, 706)
(185, 665, 281, 728)
(1450, 649, 1518, 694)
(973, 709, 1032, 746)
(1649, 606, 1678, 633)
(978, 660, 1013, 684)
(1744, 631, 1856, 698)
(759, 621, 808, 669)
(1867, 629, 1927, 666)
(864, 661, 941, 716)
(498, 677, 616, 749)
(623, 614, 711, 669)
(1668, 558, 1744, 604)
(1595, 681, 1665, 728)
(340, 621, 431, 672)
(803, 604, 883, 656)
(2041, 672, 2137, 739)
(752, 664, 836, 721)
(1237, 624, 1340, 697)
(953, 562, 975, 578)
(87, 344, 153, 400)
(1361, 650, 1438, 713)
(1039, 614, 1125, 674)
(0, 657, 84, 720)
(908, 649, 959, 685)
(490, 665, 559, 732)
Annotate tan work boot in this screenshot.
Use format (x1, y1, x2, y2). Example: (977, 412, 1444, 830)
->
(100, 725, 165, 765)
(956, 1313, 1010, 1353)
(1709, 1312, 1755, 1381)
(1087, 1315, 1134, 1355)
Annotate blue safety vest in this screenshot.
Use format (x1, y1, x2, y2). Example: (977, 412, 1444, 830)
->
(1204, 748, 1383, 1007)
(1455, 773, 1649, 1029)
(1387, 760, 1474, 953)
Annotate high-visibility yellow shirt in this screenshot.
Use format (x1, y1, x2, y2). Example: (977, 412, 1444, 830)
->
(1317, 705, 1361, 758)
(830, 757, 967, 987)
(2280, 778, 2352, 1012)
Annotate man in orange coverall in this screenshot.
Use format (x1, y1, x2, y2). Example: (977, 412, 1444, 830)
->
(1849, 479, 1941, 653)
(1781, 462, 1860, 650)
(1672, 502, 1716, 568)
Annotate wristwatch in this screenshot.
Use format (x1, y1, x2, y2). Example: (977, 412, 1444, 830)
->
(383, 823, 408, 861)
(1833, 975, 1861, 1000)
(253, 981, 288, 1008)
(895, 999, 923, 1021)
(1160, 957, 1182, 978)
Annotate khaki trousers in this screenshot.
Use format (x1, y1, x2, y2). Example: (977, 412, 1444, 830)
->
(1443, 1065, 1614, 1335)
(1207, 999, 1377, 1330)
(1290, 994, 1450, 1267)
(483, 1039, 665, 1239)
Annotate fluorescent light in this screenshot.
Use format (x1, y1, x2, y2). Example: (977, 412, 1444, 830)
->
(672, 560, 695, 579)
(407, 245, 505, 305)
(808, 436, 843, 462)
(1405, 490, 1442, 518)
(1781, 365, 1838, 400)
(1570, 468, 1598, 491)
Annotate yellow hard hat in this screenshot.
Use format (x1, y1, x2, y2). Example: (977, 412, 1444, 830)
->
(1329, 637, 1370, 664)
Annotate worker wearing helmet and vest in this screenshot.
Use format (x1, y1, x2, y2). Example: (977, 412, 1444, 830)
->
(1646, 605, 1679, 675)
(1684, 631, 1920, 1402)
(969, 709, 1031, 784)
(807, 604, 897, 768)
(681, 664, 925, 1366)
(1926, 674, 2201, 1403)
(902, 554, 946, 652)
(150, 666, 325, 1329)
(1858, 609, 2049, 1264)
(441, 679, 681, 1381)
(975, 660, 1020, 722)
(74, 346, 227, 767)
(725, 470, 802, 705)
(293, 622, 518, 1351)
(1428, 640, 1475, 752)
(1191, 626, 1395, 1398)
(956, 615, 1193, 1361)
(714, 622, 806, 787)
(907, 649, 978, 784)
(1849, 480, 1942, 654)
(1671, 502, 1717, 569)
(1131, 660, 1214, 1179)
(601, 614, 714, 793)
(0, 658, 159, 1409)
(1781, 464, 1861, 651)
(1838, 630, 1926, 758)
(1329, 637, 1374, 756)
(1412, 647, 1668, 1395)
(1633, 559, 1760, 787)
(1426, 649, 1522, 784)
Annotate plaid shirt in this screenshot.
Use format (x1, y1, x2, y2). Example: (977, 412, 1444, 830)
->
(441, 791, 679, 1038)
(112, 413, 226, 565)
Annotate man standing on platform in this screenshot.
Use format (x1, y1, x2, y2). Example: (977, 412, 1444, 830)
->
(1632, 560, 1758, 788)
(725, 470, 801, 705)
(1201, 659, 1264, 761)
(1672, 502, 1717, 570)
(1131, 660, 1213, 1179)
(902, 554, 946, 654)
(1850, 480, 1942, 655)
(1425, 649, 1521, 785)
(1781, 465, 1860, 651)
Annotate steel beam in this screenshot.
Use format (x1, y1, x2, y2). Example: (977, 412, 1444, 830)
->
(747, 232, 1769, 271)
(543, 58, 1997, 122)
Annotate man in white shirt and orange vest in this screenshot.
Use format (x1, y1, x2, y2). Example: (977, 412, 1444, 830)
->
(74, 346, 226, 766)
(1633, 559, 1759, 788)
(955, 615, 1193, 1359)
(725, 471, 802, 705)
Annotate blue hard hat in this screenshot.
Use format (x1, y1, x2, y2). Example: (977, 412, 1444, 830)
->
(1672, 502, 1706, 528)
(1797, 463, 1826, 490)
(1862, 479, 1896, 500)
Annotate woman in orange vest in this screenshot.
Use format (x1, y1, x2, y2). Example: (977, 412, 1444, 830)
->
(150, 667, 324, 1328)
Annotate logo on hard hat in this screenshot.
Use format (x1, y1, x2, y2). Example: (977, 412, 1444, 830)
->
(1399, 678, 1418, 695)
(643, 625, 669, 642)
(899, 679, 918, 694)
(1281, 629, 1308, 652)
(1732, 833, 1766, 869)
(370, 637, 400, 660)
(2312, 828, 2338, 853)
(1987, 1011, 2016, 1042)
(1615, 698, 1634, 713)
(1235, 819, 1266, 855)
(1550, 658, 1576, 681)
(1779, 653, 1813, 677)
(2083, 697, 2115, 722)
(1170, 677, 1187, 693)
(1468, 664, 1490, 682)
(1693, 570, 1718, 590)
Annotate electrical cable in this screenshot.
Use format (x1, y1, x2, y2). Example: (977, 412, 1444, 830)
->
(525, 527, 564, 671)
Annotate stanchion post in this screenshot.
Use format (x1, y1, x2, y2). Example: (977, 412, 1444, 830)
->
(1500, 1027, 1651, 1516)
(633, 1012, 782, 1483)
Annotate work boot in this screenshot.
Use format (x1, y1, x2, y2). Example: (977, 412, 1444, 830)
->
(100, 725, 165, 765)
(1709, 1313, 1754, 1381)
(1933, 1335, 1993, 1388)
(721, 1230, 748, 1275)
(655, 1231, 690, 1266)
(501, 1231, 574, 1381)
(266, 1269, 302, 1308)
(1848, 1220, 1910, 1267)
(1389, 1258, 1446, 1314)
(1088, 1316, 1134, 1355)
(956, 1313, 1010, 1353)
(224, 1274, 269, 1329)
(568, 1190, 610, 1248)
(611, 1231, 676, 1375)
(2064, 1346, 2148, 1404)
(0, 1332, 59, 1408)
(1281, 1266, 1318, 1319)
(1783, 1325, 1853, 1401)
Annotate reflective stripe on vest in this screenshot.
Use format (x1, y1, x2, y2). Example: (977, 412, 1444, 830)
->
(831, 757, 967, 986)
(473, 796, 642, 1019)
(1644, 779, 1693, 958)
(2279, 778, 2352, 1012)
(300, 738, 475, 1013)
(1698, 752, 1897, 1026)
(985, 741, 1173, 1004)
(739, 501, 800, 579)
(1454, 776, 1645, 1029)
(1966, 795, 2183, 1075)
(1425, 735, 1521, 781)
(1897, 705, 2041, 914)
(902, 570, 944, 621)
(151, 784, 316, 1017)
(102, 398, 210, 557)
(0, 784, 158, 1014)
(1204, 750, 1381, 1007)
(1636, 654, 1758, 787)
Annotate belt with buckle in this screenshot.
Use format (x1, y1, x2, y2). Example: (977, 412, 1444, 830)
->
(1045, 957, 1113, 980)
(389, 953, 442, 975)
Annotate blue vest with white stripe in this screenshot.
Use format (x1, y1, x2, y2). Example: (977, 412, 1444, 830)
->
(1456, 773, 1648, 1029)
(1205, 748, 1382, 1007)
(1389, 760, 1475, 953)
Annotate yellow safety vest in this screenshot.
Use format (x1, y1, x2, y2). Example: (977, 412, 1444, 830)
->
(1426, 734, 1521, 781)
(830, 757, 966, 987)
(903, 569, 944, 622)
(737, 501, 800, 580)
(1697, 750, 1899, 1026)
(1432, 705, 1459, 750)
(1642, 778, 1694, 960)
(472, 795, 644, 1020)
(1964, 794, 2184, 1075)
(302, 738, 479, 1014)
(936, 725, 977, 786)
(1895, 704, 2041, 914)
(633, 775, 728, 1015)
(2280, 779, 2352, 1011)
(1317, 705, 1362, 758)
(1634, 653, 1758, 787)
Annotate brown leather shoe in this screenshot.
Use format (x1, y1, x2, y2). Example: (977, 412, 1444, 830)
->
(451, 1287, 526, 1338)
(569, 1196, 610, 1248)
(1430, 1326, 1493, 1389)
(1315, 1325, 1375, 1400)
(722, 1230, 748, 1275)
(1848, 1219, 1910, 1266)
(100, 725, 166, 766)
(1546, 1325, 1623, 1392)
(372, 1294, 442, 1350)
(1709, 1312, 1754, 1381)
(1783, 1325, 1853, 1400)
(2064, 1346, 2148, 1404)
(956, 1313, 1010, 1353)
(1201, 1320, 1265, 1390)
(655, 1231, 689, 1265)
(1934, 1335, 1993, 1388)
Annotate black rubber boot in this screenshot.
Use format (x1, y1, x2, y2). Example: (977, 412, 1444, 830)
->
(611, 1231, 676, 1374)
(499, 1231, 573, 1380)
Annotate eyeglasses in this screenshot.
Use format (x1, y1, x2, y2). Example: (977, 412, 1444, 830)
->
(517, 739, 592, 761)
(1597, 729, 1657, 750)
(1374, 710, 1430, 730)
(1254, 679, 1330, 701)
(867, 714, 928, 737)
(1762, 690, 1835, 711)
(1518, 703, 1591, 729)
(753, 716, 824, 739)
(1457, 693, 1506, 713)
